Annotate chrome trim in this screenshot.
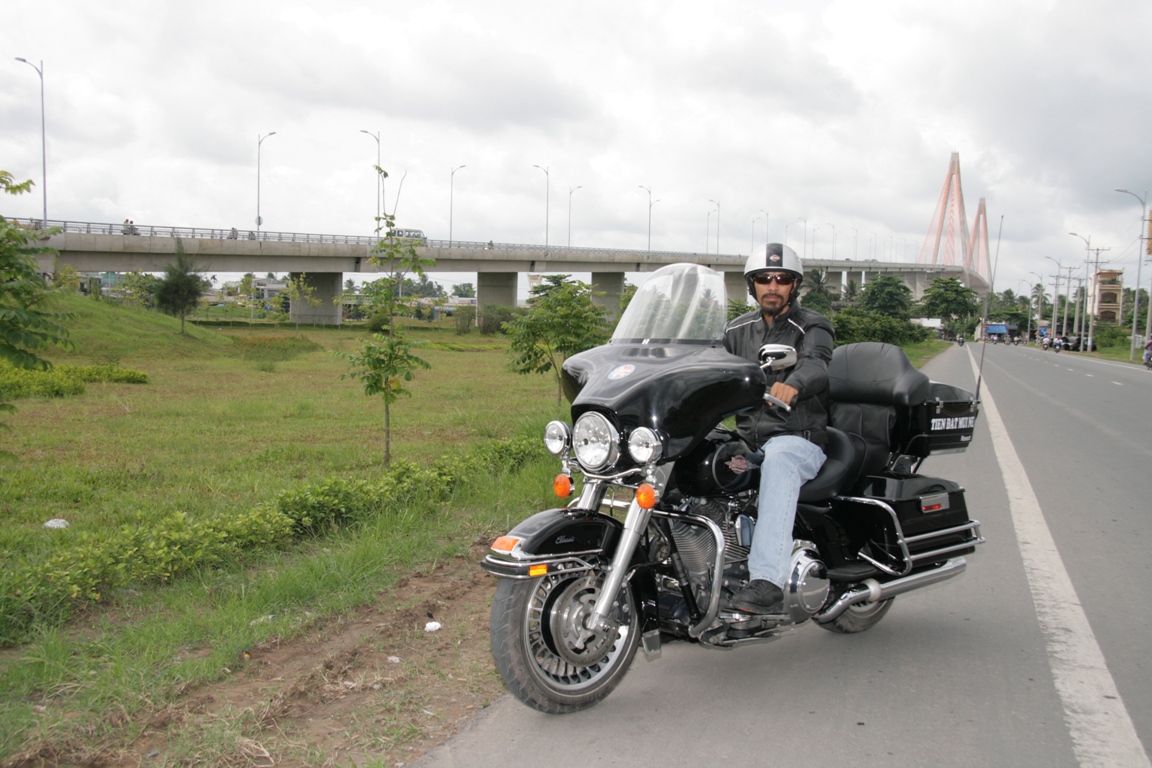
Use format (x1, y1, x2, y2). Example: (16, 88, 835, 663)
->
(641, 629, 662, 660)
(838, 495, 984, 576)
(481, 553, 599, 580)
(815, 557, 968, 623)
(651, 508, 727, 639)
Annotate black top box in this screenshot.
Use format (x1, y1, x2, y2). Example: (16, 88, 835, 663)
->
(896, 382, 979, 458)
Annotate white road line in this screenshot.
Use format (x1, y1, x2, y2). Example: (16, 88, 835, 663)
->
(970, 355, 1150, 767)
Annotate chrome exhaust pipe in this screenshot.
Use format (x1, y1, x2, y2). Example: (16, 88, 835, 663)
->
(815, 557, 967, 624)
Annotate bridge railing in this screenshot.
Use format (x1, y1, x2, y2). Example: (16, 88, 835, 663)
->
(4, 217, 735, 263)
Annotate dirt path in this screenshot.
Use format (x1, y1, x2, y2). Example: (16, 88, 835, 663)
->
(98, 547, 503, 768)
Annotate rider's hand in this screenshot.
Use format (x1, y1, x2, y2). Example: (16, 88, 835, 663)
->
(768, 381, 799, 407)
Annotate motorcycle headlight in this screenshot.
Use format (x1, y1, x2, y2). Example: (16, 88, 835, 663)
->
(543, 420, 571, 455)
(572, 412, 620, 471)
(627, 427, 663, 464)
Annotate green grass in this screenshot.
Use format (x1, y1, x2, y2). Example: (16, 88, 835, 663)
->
(0, 292, 565, 761)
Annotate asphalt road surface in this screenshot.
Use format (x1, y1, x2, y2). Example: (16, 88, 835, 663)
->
(416, 344, 1152, 768)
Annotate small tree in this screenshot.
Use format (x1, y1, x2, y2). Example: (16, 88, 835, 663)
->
(282, 272, 321, 330)
(154, 238, 205, 334)
(1, 171, 74, 444)
(505, 275, 609, 404)
(336, 166, 435, 465)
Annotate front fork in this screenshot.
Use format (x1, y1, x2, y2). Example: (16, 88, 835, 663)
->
(584, 465, 670, 635)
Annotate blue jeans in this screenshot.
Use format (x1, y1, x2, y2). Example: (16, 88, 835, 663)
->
(749, 435, 826, 588)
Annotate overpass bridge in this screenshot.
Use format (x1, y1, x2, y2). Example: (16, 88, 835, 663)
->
(20, 218, 988, 325)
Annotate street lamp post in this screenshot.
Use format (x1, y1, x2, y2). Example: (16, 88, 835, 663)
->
(709, 199, 720, 255)
(706, 208, 714, 254)
(14, 58, 46, 222)
(760, 210, 770, 244)
(532, 165, 549, 248)
(567, 185, 582, 248)
(827, 223, 838, 259)
(1115, 188, 1147, 360)
(638, 186, 659, 252)
(449, 165, 466, 247)
(360, 130, 381, 233)
(256, 132, 277, 237)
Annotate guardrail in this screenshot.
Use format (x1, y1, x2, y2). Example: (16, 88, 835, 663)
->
(4, 217, 738, 263)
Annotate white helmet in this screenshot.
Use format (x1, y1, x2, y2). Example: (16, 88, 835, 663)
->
(743, 243, 804, 297)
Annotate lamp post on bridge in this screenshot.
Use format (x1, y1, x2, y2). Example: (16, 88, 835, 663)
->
(709, 199, 720, 255)
(567, 185, 581, 248)
(638, 186, 659, 252)
(532, 165, 549, 249)
(827, 222, 838, 259)
(360, 130, 381, 234)
(14, 57, 46, 223)
(760, 210, 770, 244)
(256, 132, 277, 238)
(1115, 188, 1148, 360)
(449, 165, 466, 247)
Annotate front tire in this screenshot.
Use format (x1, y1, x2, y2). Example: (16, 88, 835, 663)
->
(817, 597, 893, 634)
(489, 570, 640, 713)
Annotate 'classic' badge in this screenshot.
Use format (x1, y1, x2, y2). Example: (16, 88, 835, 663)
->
(608, 364, 635, 380)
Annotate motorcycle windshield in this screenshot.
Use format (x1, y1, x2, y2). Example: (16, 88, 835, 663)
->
(612, 263, 728, 343)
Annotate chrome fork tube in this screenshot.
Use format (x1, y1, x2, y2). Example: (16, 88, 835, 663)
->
(589, 496, 651, 632)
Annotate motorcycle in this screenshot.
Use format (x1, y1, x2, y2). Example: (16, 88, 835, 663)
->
(957, 336, 965, 347)
(482, 263, 984, 714)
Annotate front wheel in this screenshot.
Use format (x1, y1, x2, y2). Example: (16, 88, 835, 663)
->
(489, 570, 640, 714)
(817, 597, 893, 634)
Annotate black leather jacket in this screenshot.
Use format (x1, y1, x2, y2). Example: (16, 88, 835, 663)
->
(722, 302, 835, 447)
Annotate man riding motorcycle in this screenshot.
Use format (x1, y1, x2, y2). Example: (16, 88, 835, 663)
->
(722, 244, 834, 613)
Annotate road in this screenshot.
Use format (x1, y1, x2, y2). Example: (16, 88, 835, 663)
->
(415, 344, 1152, 768)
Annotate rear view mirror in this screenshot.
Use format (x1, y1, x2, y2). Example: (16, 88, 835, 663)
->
(758, 344, 797, 371)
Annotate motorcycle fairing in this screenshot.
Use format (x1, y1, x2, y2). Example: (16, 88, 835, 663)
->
(562, 342, 767, 460)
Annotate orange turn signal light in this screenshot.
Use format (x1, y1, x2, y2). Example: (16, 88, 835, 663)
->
(529, 564, 549, 577)
(553, 474, 574, 498)
(635, 483, 657, 509)
(491, 535, 521, 554)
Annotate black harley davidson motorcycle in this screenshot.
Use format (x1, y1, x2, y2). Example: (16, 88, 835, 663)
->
(482, 263, 984, 713)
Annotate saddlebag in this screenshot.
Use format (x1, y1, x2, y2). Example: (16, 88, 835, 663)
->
(831, 473, 981, 575)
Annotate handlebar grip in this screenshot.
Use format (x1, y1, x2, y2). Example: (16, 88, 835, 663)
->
(763, 392, 792, 412)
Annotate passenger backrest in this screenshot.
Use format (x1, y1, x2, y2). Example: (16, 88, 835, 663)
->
(827, 342, 930, 475)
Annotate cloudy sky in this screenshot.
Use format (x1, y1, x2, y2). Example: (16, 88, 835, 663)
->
(4, 0, 1151, 298)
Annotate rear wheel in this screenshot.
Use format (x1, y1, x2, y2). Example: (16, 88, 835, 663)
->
(817, 597, 893, 634)
(489, 569, 640, 714)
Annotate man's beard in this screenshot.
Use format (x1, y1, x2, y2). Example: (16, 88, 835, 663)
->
(761, 296, 790, 319)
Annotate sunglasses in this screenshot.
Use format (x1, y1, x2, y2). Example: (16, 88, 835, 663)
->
(752, 273, 796, 286)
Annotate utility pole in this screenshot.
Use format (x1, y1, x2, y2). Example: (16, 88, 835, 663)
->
(1062, 264, 1077, 342)
(1086, 247, 1110, 353)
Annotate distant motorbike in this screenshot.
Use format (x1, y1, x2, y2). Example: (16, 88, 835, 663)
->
(957, 336, 965, 347)
(482, 263, 984, 713)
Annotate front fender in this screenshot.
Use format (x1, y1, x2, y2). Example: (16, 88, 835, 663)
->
(481, 507, 660, 636)
(481, 507, 622, 579)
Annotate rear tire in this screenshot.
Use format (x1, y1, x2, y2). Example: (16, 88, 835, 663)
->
(489, 570, 640, 714)
(817, 597, 893, 634)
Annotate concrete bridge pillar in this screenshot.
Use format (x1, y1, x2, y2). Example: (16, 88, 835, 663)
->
(725, 270, 751, 310)
(478, 272, 518, 311)
(591, 272, 625, 319)
(288, 272, 342, 326)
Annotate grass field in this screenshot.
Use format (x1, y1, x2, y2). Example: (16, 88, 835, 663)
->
(0, 293, 570, 763)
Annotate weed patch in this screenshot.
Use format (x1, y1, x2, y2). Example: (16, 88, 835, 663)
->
(0, 362, 148, 399)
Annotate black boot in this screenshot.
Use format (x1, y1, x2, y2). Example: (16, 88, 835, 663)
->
(730, 579, 784, 614)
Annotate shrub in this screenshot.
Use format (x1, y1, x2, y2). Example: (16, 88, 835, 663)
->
(0, 436, 541, 646)
(454, 306, 476, 335)
(833, 307, 931, 346)
(480, 304, 519, 335)
(0, 362, 148, 399)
